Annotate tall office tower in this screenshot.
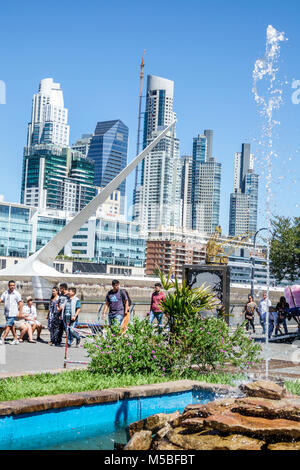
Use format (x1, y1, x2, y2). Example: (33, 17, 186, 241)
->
(87, 120, 128, 214)
(27, 78, 70, 148)
(191, 130, 221, 234)
(133, 75, 181, 229)
(72, 134, 93, 157)
(181, 155, 193, 229)
(21, 145, 95, 212)
(229, 143, 258, 236)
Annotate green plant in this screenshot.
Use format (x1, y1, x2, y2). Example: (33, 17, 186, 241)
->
(85, 318, 173, 375)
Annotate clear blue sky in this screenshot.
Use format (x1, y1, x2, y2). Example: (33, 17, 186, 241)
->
(0, 0, 299, 234)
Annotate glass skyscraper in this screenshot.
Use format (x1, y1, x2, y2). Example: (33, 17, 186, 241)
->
(87, 120, 128, 214)
(190, 130, 221, 234)
(229, 143, 258, 237)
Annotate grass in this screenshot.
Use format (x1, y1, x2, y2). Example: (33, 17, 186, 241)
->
(0, 370, 244, 402)
(285, 380, 300, 396)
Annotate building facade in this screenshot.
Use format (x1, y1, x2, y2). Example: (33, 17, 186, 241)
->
(71, 134, 93, 158)
(133, 75, 181, 230)
(191, 130, 221, 234)
(27, 78, 69, 148)
(229, 143, 258, 237)
(21, 145, 96, 212)
(181, 155, 193, 229)
(87, 120, 128, 214)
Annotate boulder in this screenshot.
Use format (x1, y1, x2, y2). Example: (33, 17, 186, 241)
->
(166, 428, 264, 450)
(124, 430, 152, 450)
(204, 411, 300, 439)
(181, 398, 236, 420)
(239, 380, 287, 400)
(154, 438, 184, 450)
(232, 397, 300, 421)
(181, 418, 206, 431)
(268, 441, 300, 450)
(127, 410, 180, 437)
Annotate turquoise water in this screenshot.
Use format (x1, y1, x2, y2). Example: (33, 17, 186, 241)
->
(0, 389, 215, 450)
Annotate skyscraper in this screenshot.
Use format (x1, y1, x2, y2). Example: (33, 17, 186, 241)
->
(27, 78, 69, 148)
(191, 130, 221, 234)
(21, 145, 95, 212)
(72, 134, 93, 158)
(181, 155, 193, 229)
(87, 120, 128, 214)
(133, 75, 181, 230)
(229, 143, 258, 236)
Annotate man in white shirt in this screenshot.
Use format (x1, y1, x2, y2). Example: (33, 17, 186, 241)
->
(0, 280, 23, 345)
(258, 292, 272, 336)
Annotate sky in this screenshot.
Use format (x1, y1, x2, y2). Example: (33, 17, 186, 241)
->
(0, 0, 299, 236)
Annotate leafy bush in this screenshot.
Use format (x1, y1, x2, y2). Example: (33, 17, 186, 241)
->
(85, 272, 261, 376)
(85, 318, 173, 375)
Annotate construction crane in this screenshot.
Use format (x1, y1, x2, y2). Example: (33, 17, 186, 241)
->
(134, 50, 146, 190)
(205, 226, 254, 265)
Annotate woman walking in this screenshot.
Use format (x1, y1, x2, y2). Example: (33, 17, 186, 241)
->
(275, 296, 289, 336)
(243, 294, 258, 334)
(46, 287, 60, 346)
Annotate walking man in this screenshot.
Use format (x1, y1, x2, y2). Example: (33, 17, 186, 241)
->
(149, 283, 165, 329)
(102, 280, 129, 327)
(0, 280, 23, 345)
(62, 287, 81, 347)
(258, 292, 272, 335)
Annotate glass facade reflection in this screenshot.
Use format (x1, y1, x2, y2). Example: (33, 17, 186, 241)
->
(0, 203, 33, 258)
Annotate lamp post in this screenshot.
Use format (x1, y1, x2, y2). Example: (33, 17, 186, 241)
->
(250, 227, 270, 298)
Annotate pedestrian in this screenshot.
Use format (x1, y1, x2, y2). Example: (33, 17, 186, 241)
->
(275, 296, 289, 336)
(54, 283, 69, 347)
(23, 296, 43, 341)
(258, 292, 272, 335)
(102, 280, 129, 327)
(46, 287, 60, 345)
(243, 294, 258, 333)
(62, 287, 81, 347)
(0, 280, 23, 345)
(149, 283, 165, 330)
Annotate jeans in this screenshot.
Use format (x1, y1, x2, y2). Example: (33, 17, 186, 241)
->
(108, 314, 124, 327)
(149, 311, 163, 326)
(63, 315, 80, 346)
(275, 318, 288, 336)
(268, 312, 278, 339)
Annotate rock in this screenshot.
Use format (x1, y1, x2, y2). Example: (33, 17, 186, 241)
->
(127, 411, 180, 437)
(204, 411, 300, 439)
(239, 380, 287, 400)
(156, 422, 172, 439)
(181, 398, 236, 420)
(268, 441, 300, 450)
(166, 428, 264, 450)
(232, 397, 300, 421)
(181, 418, 206, 431)
(124, 430, 152, 450)
(154, 438, 184, 450)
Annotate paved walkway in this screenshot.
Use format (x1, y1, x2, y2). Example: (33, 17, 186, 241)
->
(0, 331, 89, 377)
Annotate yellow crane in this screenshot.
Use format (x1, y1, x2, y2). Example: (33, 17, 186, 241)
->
(205, 226, 254, 265)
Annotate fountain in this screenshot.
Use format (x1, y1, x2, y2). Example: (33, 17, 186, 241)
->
(252, 25, 288, 377)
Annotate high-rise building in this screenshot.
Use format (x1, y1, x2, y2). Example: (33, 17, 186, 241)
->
(191, 130, 221, 234)
(87, 120, 128, 214)
(229, 143, 258, 236)
(27, 78, 70, 148)
(72, 134, 93, 157)
(133, 75, 181, 229)
(21, 145, 96, 212)
(181, 155, 193, 229)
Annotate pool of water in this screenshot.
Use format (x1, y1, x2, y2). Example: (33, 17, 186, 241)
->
(0, 388, 215, 450)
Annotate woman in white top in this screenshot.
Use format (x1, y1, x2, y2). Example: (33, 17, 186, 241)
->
(23, 296, 43, 341)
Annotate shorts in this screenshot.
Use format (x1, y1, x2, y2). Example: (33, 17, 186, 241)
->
(26, 320, 41, 326)
(5, 317, 17, 327)
(14, 319, 26, 329)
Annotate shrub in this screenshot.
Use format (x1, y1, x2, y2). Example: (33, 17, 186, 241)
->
(85, 318, 173, 375)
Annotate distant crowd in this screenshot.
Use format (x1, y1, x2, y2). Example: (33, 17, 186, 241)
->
(243, 292, 291, 338)
(0, 279, 166, 346)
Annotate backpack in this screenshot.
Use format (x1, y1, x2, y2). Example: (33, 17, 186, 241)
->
(121, 289, 132, 307)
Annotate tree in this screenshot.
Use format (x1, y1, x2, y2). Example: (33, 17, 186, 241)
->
(270, 216, 300, 282)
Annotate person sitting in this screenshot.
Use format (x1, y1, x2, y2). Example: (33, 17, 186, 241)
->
(23, 296, 43, 341)
(15, 316, 36, 343)
(275, 296, 289, 336)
